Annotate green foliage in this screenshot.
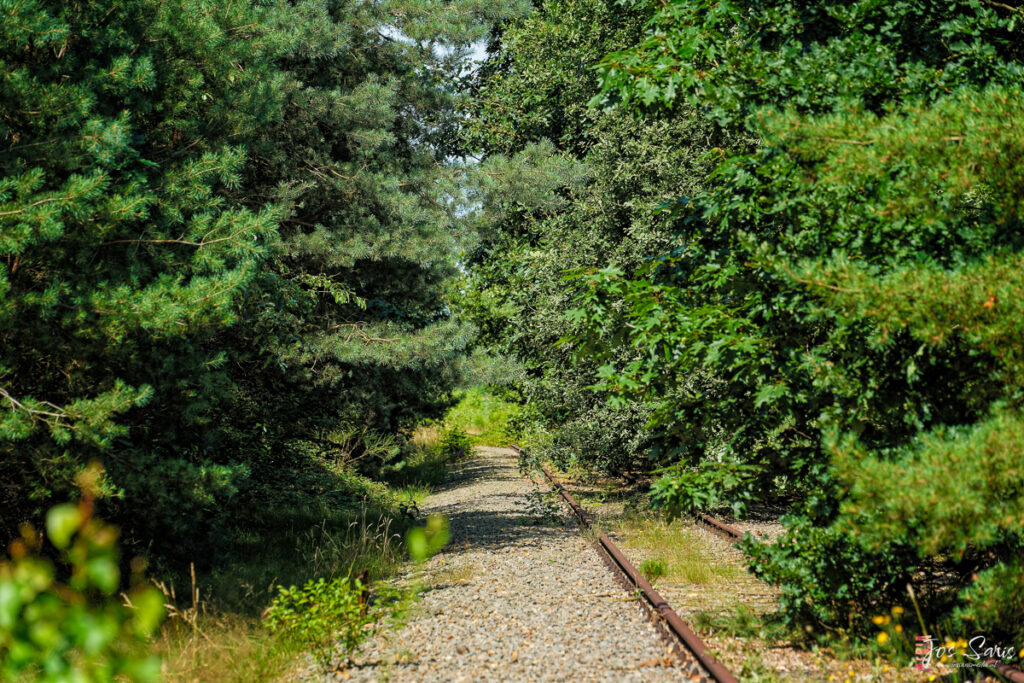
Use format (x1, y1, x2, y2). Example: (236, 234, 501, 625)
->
(570, 0, 1024, 641)
(461, 0, 727, 476)
(638, 558, 665, 583)
(0, 0, 528, 579)
(264, 574, 401, 665)
(438, 425, 474, 461)
(0, 499, 164, 681)
(405, 515, 450, 565)
(470, 0, 1024, 644)
(649, 462, 762, 520)
(595, 0, 1024, 124)
(442, 386, 524, 446)
(1, 2, 540, 677)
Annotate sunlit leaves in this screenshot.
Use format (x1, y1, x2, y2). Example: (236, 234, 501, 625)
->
(0, 500, 165, 681)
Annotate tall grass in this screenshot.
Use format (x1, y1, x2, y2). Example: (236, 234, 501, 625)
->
(153, 504, 408, 681)
(613, 515, 741, 585)
(153, 427, 459, 681)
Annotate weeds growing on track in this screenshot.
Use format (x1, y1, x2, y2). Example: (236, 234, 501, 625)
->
(612, 516, 741, 586)
(427, 563, 478, 589)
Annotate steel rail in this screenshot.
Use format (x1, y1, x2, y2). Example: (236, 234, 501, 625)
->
(990, 660, 1024, 683)
(512, 445, 1024, 683)
(510, 444, 739, 683)
(695, 513, 744, 541)
(696, 512, 1024, 682)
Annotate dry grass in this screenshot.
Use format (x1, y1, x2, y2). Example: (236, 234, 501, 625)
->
(611, 515, 742, 586)
(152, 510, 408, 681)
(411, 423, 441, 449)
(426, 562, 477, 589)
(156, 614, 299, 683)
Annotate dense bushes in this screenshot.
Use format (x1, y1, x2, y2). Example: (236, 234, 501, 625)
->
(585, 0, 1024, 639)
(459, 0, 727, 474)
(466, 0, 1024, 643)
(0, 0, 523, 576)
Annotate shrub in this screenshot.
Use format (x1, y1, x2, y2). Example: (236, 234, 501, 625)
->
(0, 496, 165, 681)
(263, 574, 400, 666)
(639, 558, 666, 583)
(438, 425, 473, 461)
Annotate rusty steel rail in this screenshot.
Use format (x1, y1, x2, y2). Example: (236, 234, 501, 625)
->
(512, 445, 1024, 683)
(510, 444, 739, 683)
(698, 515, 1024, 682)
(696, 513, 743, 540)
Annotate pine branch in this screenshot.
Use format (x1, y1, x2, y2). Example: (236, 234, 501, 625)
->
(0, 185, 99, 217)
(100, 224, 257, 249)
(0, 386, 67, 421)
(327, 323, 399, 343)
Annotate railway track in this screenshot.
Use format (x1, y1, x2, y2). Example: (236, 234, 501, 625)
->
(512, 445, 1024, 683)
(694, 512, 1024, 683)
(509, 444, 738, 683)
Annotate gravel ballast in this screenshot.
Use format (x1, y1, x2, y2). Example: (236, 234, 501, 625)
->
(337, 446, 704, 682)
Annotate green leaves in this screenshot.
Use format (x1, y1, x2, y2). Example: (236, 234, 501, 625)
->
(0, 502, 165, 681)
(753, 382, 788, 409)
(45, 504, 81, 550)
(405, 515, 450, 564)
(595, 0, 1024, 125)
(264, 573, 404, 664)
(650, 461, 762, 520)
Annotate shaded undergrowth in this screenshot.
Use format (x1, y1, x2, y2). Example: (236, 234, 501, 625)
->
(152, 427, 460, 682)
(152, 388, 517, 681)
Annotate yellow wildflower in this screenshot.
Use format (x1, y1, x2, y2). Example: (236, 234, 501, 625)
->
(878, 632, 889, 644)
(871, 615, 886, 625)
(891, 606, 904, 615)
(894, 625, 903, 633)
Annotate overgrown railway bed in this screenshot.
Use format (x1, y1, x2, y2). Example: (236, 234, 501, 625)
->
(510, 445, 737, 683)
(339, 446, 701, 681)
(692, 511, 1024, 683)
(513, 445, 1024, 683)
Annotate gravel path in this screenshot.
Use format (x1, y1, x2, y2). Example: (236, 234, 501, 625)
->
(337, 446, 704, 682)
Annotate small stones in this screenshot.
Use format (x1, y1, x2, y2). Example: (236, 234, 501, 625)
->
(333, 447, 704, 682)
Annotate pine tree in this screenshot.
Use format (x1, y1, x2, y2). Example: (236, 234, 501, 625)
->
(1, 0, 526, 566)
(1, 0, 282, 540)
